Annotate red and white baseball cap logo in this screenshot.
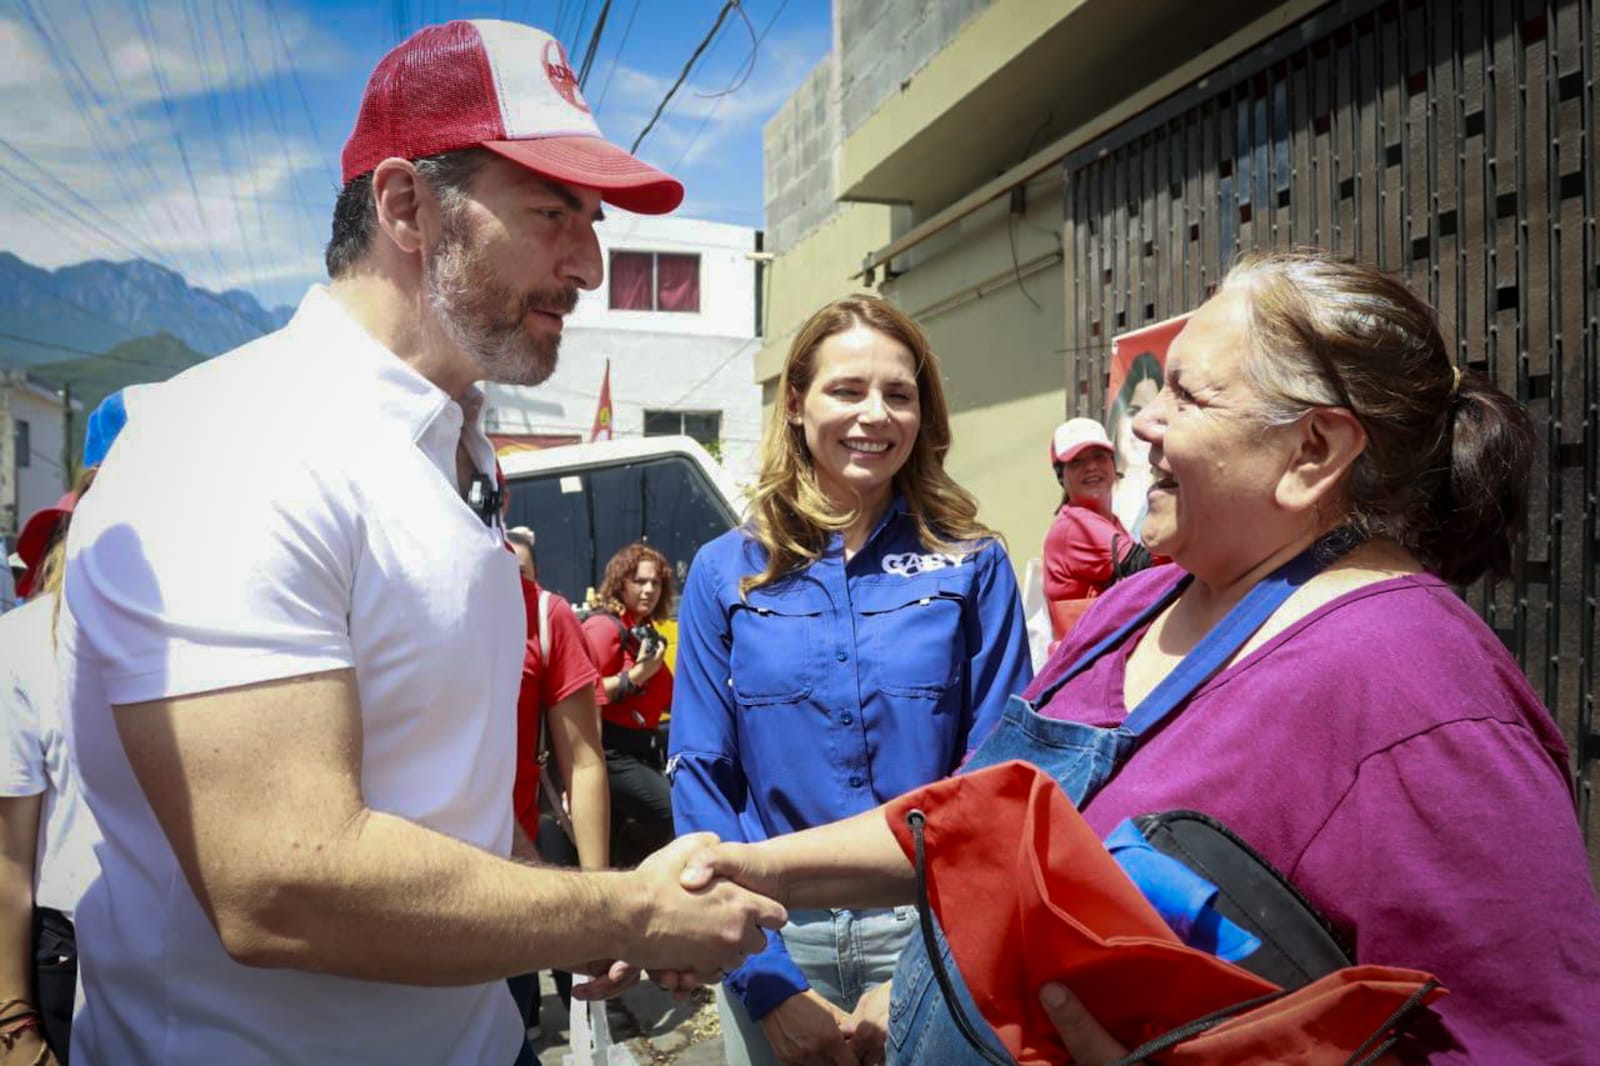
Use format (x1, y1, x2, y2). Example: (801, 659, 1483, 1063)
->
(341, 20, 680, 213)
(543, 40, 589, 114)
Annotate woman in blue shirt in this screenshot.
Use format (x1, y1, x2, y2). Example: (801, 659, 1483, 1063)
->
(669, 295, 1033, 1066)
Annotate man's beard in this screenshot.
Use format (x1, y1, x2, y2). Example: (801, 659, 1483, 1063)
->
(422, 208, 578, 387)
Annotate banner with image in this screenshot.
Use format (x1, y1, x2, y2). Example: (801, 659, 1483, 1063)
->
(1107, 314, 1189, 531)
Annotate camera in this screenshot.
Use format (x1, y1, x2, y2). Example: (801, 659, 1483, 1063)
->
(631, 622, 665, 659)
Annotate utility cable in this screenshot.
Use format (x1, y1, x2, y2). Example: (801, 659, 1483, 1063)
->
(592, 0, 641, 115)
(0, 331, 199, 372)
(182, 0, 272, 298)
(24, 0, 183, 246)
(128, 0, 232, 287)
(264, 0, 340, 188)
(668, 0, 789, 171)
(576, 0, 614, 89)
(0, 150, 272, 337)
(629, 0, 739, 154)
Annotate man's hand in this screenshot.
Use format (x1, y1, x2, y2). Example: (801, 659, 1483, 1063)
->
(678, 839, 789, 904)
(627, 833, 786, 979)
(758, 989, 855, 1066)
(1038, 983, 1128, 1065)
(841, 981, 891, 1066)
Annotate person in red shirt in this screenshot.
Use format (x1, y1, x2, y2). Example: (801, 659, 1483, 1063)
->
(581, 542, 674, 867)
(505, 529, 608, 869)
(504, 528, 608, 1044)
(1041, 418, 1156, 644)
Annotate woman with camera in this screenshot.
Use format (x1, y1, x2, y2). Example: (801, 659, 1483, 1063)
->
(581, 542, 676, 867)
(669, 295, 1034, 1066)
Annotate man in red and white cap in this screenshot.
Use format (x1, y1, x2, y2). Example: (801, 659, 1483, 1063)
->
(60, 22, 782, 1066)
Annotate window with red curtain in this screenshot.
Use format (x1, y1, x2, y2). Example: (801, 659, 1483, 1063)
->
(655, 254, 701, 312)
(609, 252, 653, 310)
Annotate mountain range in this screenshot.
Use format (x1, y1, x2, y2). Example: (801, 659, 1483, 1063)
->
(0, 252, 294, 368)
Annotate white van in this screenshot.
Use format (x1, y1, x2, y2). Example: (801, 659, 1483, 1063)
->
(498, 435, 745, 607)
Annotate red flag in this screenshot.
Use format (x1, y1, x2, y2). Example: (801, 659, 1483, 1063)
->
(589, 360, 614, 442)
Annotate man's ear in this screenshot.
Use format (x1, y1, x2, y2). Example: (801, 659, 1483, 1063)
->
(1275, 406, 1367, 513)
(370, 158, 435, 257)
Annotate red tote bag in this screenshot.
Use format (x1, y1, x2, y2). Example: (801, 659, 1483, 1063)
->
(883, 761, 1445, 1065)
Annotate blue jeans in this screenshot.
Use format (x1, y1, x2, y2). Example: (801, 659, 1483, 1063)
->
(717, 906, 917, 1066)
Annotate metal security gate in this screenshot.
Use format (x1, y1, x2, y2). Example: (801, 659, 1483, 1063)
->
(1062, 0, 1599, 876)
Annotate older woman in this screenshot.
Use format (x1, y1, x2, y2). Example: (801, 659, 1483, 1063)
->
(677, 252, 1600, 1063)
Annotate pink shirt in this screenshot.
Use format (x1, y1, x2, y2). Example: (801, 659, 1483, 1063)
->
(1041, 503, 1135, 602)
(1027, 566, 1600, 1063)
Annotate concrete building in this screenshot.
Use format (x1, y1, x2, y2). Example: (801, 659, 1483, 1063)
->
(1, 370, 74, 549)
(485, 213, 764, 487)
(762, 0, 1599, 866)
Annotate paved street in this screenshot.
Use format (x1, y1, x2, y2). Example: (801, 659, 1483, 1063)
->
(530, 973, 726, 1065)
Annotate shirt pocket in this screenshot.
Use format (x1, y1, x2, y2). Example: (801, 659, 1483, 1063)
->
(728, 585, 828, 705)
(855, 579, 967, 699)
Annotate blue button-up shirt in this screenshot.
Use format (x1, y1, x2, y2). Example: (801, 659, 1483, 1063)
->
(667, 500, 1034, 1017)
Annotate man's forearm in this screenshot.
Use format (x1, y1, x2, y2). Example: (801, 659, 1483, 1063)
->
(232, 807, 638, 985)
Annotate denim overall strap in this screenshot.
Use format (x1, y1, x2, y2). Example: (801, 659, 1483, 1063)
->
(887, 538, 1349, 1066)
(1024, 576, 1191, 711)
(1121, 542, 1328, 736)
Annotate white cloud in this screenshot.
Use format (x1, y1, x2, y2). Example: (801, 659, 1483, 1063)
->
(0, 0, 345, 305)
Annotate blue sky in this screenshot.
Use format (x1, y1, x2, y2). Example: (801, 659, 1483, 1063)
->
(0, 0, 831, 309)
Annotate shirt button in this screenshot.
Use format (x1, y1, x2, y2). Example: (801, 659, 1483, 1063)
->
(836, 651, 848, 662)
(849, 775, 864, 788)
(840, 713, 854, 725)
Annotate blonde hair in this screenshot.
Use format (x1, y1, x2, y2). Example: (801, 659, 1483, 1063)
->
(40, 466, 99, 642)
(742, 295, 997, 594)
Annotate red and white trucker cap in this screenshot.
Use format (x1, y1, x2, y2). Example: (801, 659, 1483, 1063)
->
(341, 20, 683, 215)
(1049, 418, 1115, 466)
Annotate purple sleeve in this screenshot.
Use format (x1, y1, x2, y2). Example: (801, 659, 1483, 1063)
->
(1292, 717, 1600, 1064)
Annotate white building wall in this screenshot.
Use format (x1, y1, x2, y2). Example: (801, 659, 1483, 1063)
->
(485, 213, 765, 488)
(4, 377, 70, 535)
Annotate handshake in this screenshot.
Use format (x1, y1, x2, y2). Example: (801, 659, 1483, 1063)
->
(570, 834, 786, 1001)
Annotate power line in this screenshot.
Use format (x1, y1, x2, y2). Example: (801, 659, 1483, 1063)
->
(128, 0, 232, 287)
(575, 0, 613, 89)
(263, 0, 339, 188)
(629, 0, 739, 154)
(562, 0, 594, 54)
(0, 144, 273, 336)
(592, 0, 640, 115)
(0, 331, 206, 374)
(25, 0, 186, 246)
(182, 0, 271, 297)
(668, 0, 789, 172)
(662, 336, 760, 408)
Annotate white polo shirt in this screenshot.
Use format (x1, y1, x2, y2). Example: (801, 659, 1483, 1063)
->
(60, 287, 526, 1066)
